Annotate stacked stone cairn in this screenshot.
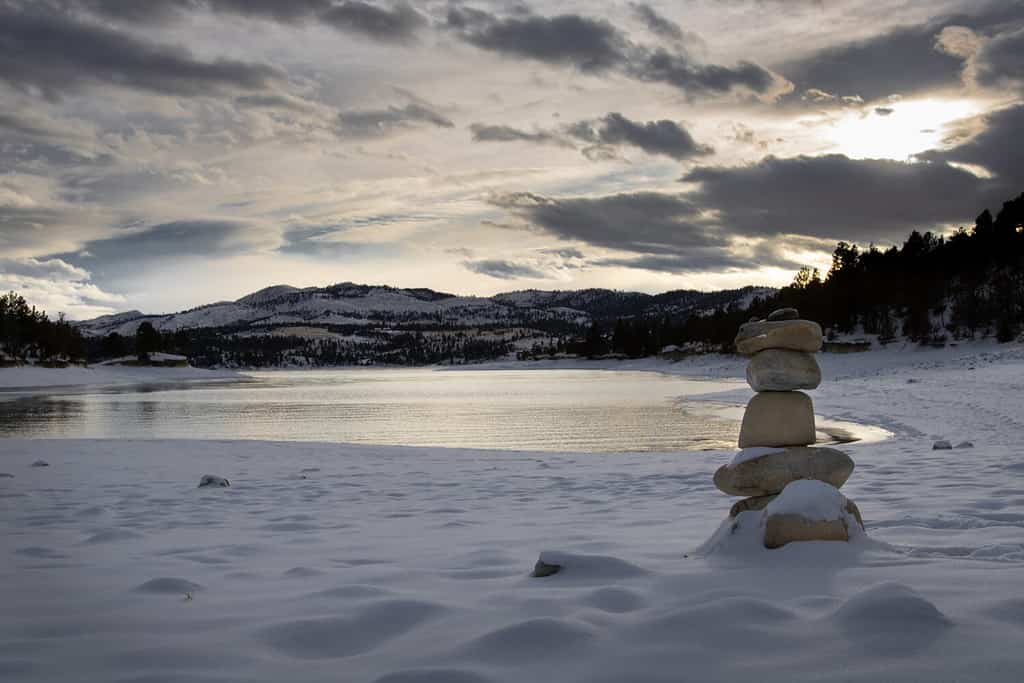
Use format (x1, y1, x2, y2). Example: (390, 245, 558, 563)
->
(714, 308, 865, 549)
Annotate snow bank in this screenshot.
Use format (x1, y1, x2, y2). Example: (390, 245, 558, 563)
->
(0, 364, 242, 391)
(3, 340, 1024, 681)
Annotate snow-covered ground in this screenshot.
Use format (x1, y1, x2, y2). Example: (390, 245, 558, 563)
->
(3, 342, 1024, 681)
(0, 364, 241, 391)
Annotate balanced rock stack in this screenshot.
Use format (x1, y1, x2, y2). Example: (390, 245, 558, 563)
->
(714, 308, 865, 549)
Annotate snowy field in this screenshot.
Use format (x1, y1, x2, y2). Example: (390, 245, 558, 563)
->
(4, 342, 1024, 681)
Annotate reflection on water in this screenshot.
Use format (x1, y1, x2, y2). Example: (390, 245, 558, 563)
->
(0, 369, 741, 452)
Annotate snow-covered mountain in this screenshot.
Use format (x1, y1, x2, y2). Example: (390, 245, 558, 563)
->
(74, 282, 775, 367)
(77, 283, 774, 338)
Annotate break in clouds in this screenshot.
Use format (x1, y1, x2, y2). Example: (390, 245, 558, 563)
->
(1, 0, 1023, 317)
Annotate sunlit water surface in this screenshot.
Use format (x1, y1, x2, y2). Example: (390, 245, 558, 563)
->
(0, 369, 743, 452)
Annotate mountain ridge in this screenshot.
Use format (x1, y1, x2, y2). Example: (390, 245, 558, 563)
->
(74, 281, 775, 367)
(76, 281, 775, 337)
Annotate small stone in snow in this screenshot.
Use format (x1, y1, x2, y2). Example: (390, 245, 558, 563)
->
(198, 474, 230, 488)
(31, 460, 49, 467)
(532, 558, 561, 578)
(932, 440, 952, 450)
(956, 441, 974, 449)
(0, 472, 14, 478)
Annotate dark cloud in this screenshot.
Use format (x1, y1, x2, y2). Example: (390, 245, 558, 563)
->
(629, 3, 685, 43)
(52, 220, 274, 274)
(464, 258, 548, 279)
(975, 27, 1024, 88)
(631, 49, 779, 95)
(469, 113, 711, 160)
(320, 2, 426, 43)
(337, 103, 454, 137)
(592, 242, 801, 274)
(487, 190, 810, 274)
(451, 11, 628, 72)
(469, 123, 567, 146)
(683, 154, 988, 241)
(779, 24, 963, 102)
(447, 7, 785, 97)
(779, 2, 1024, 103)
(567, 113, 712, 160)
(489, 191, 721, 255)
(918, 103, 1024, 197)
(0, 5, 280, 99)
(199, 0, 333, 23)
(52, 0, 425, 42)
(488, 106, 1024, 276)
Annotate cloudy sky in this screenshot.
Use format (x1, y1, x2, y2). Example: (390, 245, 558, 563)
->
(1, 0, 1023, 318)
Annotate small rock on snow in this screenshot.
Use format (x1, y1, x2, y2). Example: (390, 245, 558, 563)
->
(0, 472, 14, 478)
(198, 474, 230, 488)
(932, 440, 953, 450)
(31, 460, 49, 467)
(532, 558, 561, 578)
(956, 441, 974, 449)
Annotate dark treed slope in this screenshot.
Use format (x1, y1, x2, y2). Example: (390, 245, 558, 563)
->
(679, 191, 1024, 348)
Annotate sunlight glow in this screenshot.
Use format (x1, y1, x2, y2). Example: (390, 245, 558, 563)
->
(821, 98, 984, 161)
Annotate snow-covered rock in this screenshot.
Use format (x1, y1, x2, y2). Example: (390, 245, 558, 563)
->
(763, 480, 864, 549)
(531, 557, 561, 578)
(198, 474, 230, 488)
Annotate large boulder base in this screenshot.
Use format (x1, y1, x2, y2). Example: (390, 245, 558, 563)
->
(714, 446, 854, 497)
(746, 349, 821, 392)
(738, 391, 816, 448)
(735, 319, 823, 356)
(764, 513, 850, 548)
(764, 498, 865, 549)
(761, 480, 864, 549)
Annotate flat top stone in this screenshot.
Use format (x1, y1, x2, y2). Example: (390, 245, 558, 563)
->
(734, 319, 823, 356)
(767, 307, 799, 321)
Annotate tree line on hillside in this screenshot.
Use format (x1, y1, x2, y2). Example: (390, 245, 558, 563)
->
(679, 191, 1024, 350)
(82, 324, 518, 368)
(0, 291, 85, 364)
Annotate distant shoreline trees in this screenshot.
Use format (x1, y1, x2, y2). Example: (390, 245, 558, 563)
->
(0, 291, 85, 364)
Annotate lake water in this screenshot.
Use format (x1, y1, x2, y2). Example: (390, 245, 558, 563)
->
(0, 369, 743, 452)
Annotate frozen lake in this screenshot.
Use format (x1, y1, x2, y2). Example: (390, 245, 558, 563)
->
(0, 368, 742, 452)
